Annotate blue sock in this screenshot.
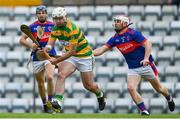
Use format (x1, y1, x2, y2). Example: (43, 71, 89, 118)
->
(48, 95, 53, 101)
(137, 102, 147, 112)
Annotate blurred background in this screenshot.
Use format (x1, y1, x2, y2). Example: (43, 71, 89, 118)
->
(0, 0, 180, 114)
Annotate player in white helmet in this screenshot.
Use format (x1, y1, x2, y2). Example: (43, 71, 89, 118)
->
(93, 15, 175, 115)
(112, 15, 132, 33)
(44, 7, 106, 112)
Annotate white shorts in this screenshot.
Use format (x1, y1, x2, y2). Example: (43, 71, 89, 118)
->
(33, 60, 51, 73)
(63, 56, 94, 72)
(128, 63, 158, 79)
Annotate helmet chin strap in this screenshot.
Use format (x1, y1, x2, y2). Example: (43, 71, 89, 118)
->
(114, 23, 133, 33)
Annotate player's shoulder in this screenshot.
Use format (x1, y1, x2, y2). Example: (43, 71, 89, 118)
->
(127, 28, 142, 36)
(28, 21, 39, 31)
(68, 20, 79, 31)
(127, 28, 136, 34)
(29, 20, 38, 27)
(50, 26, 60, 36)
(111, 33, 119, 39)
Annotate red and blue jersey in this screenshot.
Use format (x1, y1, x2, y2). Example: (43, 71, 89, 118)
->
(29, 20, 56, 61)
(105, 28, 154, 69)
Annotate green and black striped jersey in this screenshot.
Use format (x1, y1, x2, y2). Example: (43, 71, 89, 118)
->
(50, 19, 92, 58)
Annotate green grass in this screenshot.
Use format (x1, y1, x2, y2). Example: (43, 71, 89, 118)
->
(0, 113, 180, 118)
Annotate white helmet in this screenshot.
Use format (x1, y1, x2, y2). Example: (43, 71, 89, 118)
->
(52, 7, 67, 18)
(113, 15, 130, 25)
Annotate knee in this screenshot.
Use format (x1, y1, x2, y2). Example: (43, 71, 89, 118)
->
(58, 72, 66, 81)
(46, 75, 53, 81)
(36, 77, 44, 84)
(127, 84, 136, 93)
(37, 80, 44, 87)
(84, 82, 95, 91)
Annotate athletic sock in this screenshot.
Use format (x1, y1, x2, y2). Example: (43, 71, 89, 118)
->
(48, 95, 53, 101)
(166, 95, 173, 102)
(96, 90, 103, 98)
(137, 102, 147, 112)
(54, 94, 64, 101)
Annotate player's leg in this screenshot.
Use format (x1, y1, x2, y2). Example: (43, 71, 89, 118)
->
(50, 61, 76, 112)
(34, 70, 48, 112)
(33, 61, 53, 113)
(81, 71, 106, 111)
(44, 62, 55, 102)
(55, 61, 76, 98)
(147, 77, 175, 111)
(127, 74, 149, 115)
(146, 62, 175, 112)
(78, 56, 106, 111)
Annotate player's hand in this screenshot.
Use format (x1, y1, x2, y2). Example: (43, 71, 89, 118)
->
(140, 59, 149, 66)
(31, 43, 38, 51)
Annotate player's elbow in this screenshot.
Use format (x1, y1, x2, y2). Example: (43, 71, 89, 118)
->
(145, 40, 152, 48)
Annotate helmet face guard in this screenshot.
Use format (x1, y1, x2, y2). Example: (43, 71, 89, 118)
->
(112, 15, 132, 33)
(53, 16, 67, 27)
(52, 7, 67, 27)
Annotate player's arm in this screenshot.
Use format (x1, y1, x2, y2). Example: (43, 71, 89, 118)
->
(140, 39, 152, 66)
(93, 45, 110, 56)
(47, 34, 78, 64)
(143, 39, 152, 60)
(56, 43, 77, 62)
(50, 43, 77, 65)
(19, 33, 38, 51)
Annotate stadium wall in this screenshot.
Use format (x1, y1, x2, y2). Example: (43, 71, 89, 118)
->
(44, 0, 179, 6)
(0, 0, 179, 6)
(0, 0, 41, 6)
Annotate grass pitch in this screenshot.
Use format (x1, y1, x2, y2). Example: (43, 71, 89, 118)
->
(0, 113, 180, 118)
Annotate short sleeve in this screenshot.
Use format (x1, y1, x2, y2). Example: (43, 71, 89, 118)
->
(132, 30, 146, 43)
(105, 37, 115, 48)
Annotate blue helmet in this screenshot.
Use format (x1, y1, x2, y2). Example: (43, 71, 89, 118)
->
(36, 5, 47, 14)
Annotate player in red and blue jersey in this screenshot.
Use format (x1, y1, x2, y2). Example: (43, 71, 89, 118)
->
(29, 19, 56, 61)
(19, 5, 56, 113)
(93, 15, 175, 115)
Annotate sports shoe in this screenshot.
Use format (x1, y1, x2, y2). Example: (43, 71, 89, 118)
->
(168, 99, 175, 111)
(43, 103, 53, 113)
(97, 91, 106, 111)
(46, 99, 62, 113)
(141, 110, 150, 116)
